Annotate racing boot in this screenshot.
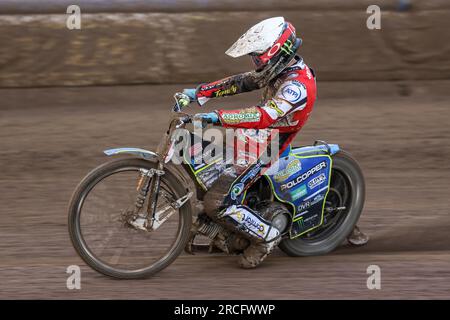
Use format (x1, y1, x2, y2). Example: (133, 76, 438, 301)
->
(212, 204, 281, 268)
(347, 225, 369, 246)
(237, 237, 281, 269)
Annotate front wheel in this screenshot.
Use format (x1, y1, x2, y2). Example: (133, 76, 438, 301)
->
(68, 158, 192, 279)
(279, 150, 365, 256)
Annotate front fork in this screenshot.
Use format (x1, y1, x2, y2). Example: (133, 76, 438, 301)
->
(146, 162, 164, 228)
(128, 166, 164, 231)
(129, 116, 192, 231)
(131, 161, 192, 231)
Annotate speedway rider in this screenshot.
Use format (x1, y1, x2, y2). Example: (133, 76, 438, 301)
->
(178, 17, 368, 268)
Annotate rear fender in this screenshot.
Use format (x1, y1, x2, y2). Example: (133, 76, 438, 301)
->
(291, 143, 340, 157)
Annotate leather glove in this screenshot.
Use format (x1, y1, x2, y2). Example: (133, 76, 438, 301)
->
(193, 112, 220, 128)
(174, 92, 191, 111)
(182, 88, 197, 102)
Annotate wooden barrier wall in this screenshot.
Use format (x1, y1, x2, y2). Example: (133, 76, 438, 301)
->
(0, 0, 449, 87)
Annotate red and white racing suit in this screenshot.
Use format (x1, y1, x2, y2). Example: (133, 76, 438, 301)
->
(196, 57, 317, 159)
(196, 58, 317, 231)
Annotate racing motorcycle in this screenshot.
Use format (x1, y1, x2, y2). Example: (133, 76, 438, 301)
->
(68, 95, 365, 279)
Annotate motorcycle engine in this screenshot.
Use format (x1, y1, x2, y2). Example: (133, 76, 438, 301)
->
(194, 201, 291, 255)
(256, 201, 290, 235)
(192, 214, 250, 254)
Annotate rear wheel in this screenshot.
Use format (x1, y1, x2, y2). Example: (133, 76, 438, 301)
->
(279, 150, 365, 256)
(68, 158, 192, 279)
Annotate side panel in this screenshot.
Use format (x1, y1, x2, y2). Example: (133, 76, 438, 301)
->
(183, 140, 225, 191)
(264, 152, 333, 238)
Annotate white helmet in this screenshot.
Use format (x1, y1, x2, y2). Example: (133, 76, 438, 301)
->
(225, 17, 302, 72)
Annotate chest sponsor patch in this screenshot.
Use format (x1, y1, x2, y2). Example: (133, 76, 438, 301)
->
(221, 107, 261, 124)
(280, 82, 306, 104)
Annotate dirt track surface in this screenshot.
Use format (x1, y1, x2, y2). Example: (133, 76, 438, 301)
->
(1, 85, 450, 299)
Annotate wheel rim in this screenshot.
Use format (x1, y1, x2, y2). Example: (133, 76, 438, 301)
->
(74, 166, 185, 274)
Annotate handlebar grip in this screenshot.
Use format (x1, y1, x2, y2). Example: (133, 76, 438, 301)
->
(172, 103, 181, 112)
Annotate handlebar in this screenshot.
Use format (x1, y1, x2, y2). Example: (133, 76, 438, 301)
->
(172, 92, 215, 128)
(177, 114, 215, 124)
